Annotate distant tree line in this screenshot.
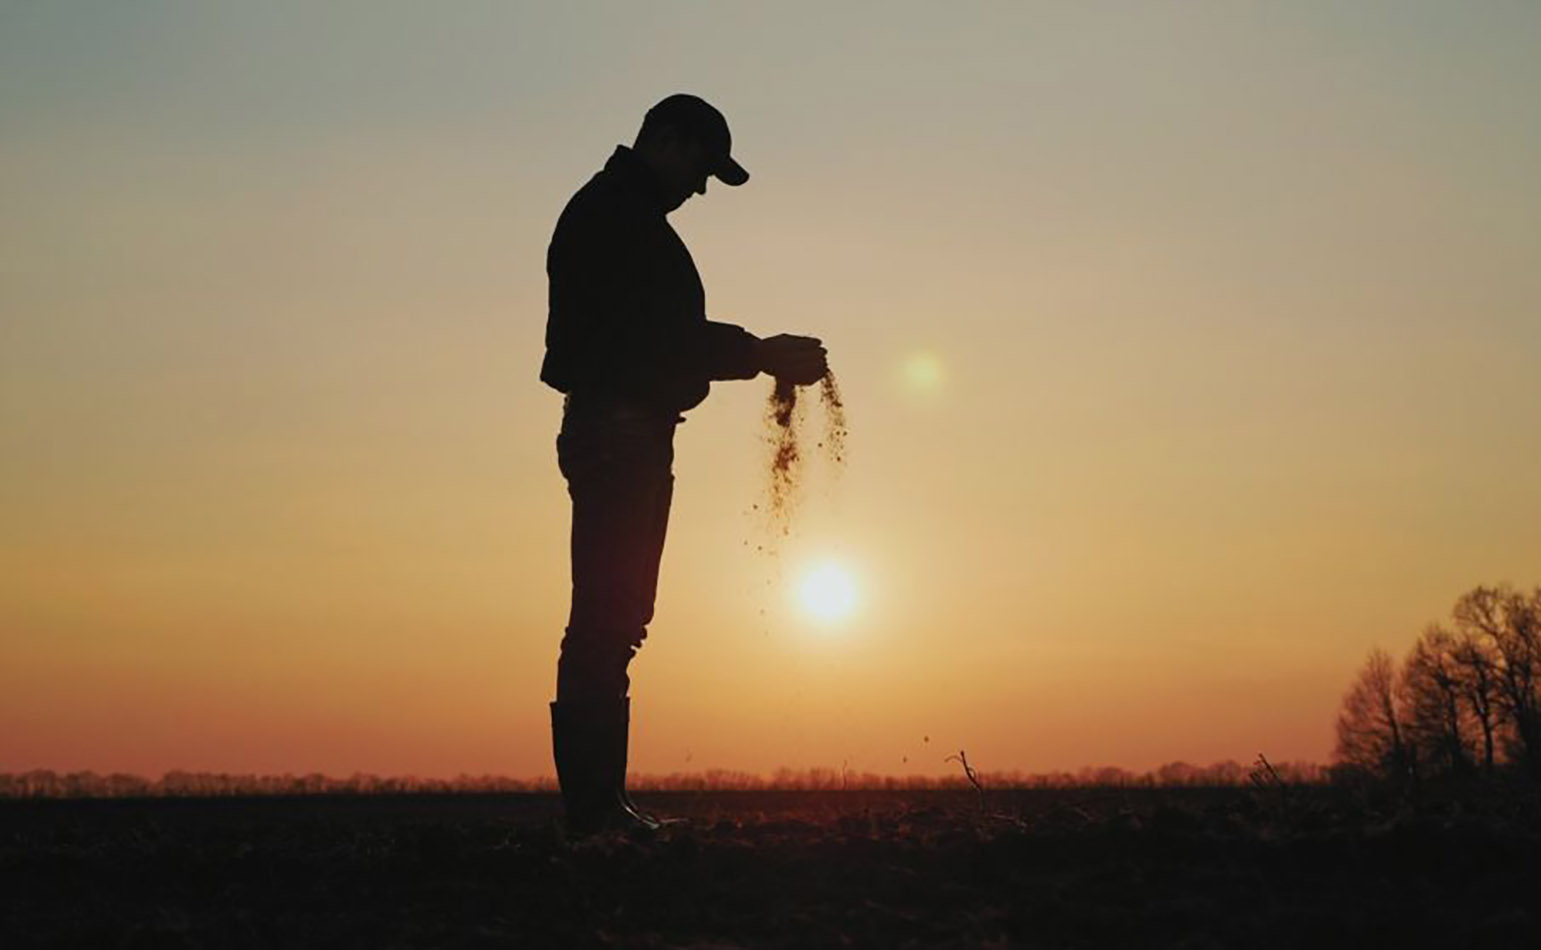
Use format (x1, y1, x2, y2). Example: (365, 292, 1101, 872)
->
(0, 760, 1325, 799)
(624, 760, 1324, 793)
(1335, 583, 1541, 783)
(0, 771, 558, 799)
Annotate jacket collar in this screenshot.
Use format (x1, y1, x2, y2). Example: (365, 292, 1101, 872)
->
(603, 145, 672, 216)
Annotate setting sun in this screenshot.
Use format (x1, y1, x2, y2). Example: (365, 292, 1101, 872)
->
(797, 562, 859, 622)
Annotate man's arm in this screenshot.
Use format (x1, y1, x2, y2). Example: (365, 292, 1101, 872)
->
(703, 324, 828, 384)
(700, 320, 761, 381)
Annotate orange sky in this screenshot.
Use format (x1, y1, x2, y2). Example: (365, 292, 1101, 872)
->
(3, 3, 1540, 779)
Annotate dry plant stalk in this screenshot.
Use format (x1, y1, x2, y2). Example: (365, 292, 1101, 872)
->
(945, 749, 986, 811)
(1249, 751, 1295, 809)
(1248, 752, 1285, 791)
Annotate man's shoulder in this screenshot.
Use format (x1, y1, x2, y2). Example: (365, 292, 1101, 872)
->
(563, 164, 643, 222)
(555, 177, 635, 250)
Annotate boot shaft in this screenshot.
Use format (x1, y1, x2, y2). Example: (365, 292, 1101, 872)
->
(550, 698, 629, 831)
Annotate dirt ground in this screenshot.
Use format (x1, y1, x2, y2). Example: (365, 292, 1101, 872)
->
(4, 785, 1540, 948)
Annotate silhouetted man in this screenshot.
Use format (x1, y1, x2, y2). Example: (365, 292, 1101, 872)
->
(541, 94, 827, 834)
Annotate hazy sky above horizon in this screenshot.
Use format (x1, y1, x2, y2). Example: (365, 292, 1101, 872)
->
(4, 1, 1539, 779)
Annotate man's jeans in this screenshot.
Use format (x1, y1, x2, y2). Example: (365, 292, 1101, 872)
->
(555, 397, 678, 703)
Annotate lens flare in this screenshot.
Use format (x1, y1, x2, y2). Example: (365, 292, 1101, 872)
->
(902, 352, 944, 392)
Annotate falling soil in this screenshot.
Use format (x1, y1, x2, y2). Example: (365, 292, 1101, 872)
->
(817, 372, 847, 467)
(759, 371, 847, 540)
(763, 377, 802, 532)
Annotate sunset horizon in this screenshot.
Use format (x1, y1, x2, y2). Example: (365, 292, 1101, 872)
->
(8, 5, 1541, 945)
(5, 2, 1539, 787)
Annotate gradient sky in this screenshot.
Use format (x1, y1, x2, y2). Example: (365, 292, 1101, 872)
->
(3, 2, 1539, 779)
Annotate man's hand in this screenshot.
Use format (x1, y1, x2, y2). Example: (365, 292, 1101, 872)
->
(756, 334, 828, 385)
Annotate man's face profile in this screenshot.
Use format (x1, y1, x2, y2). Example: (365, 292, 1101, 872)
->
(639, 127, 714, 211)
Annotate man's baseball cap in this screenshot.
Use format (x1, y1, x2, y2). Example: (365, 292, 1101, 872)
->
(643, 93, 749, 186)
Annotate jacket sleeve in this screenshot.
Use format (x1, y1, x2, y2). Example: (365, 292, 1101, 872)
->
(700, 320, 761, 381)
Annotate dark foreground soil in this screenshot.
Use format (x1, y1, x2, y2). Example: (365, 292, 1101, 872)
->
(4, 785, 1540, 948)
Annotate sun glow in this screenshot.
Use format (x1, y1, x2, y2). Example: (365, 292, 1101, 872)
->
(901, 351, 944, 393)
(797, 562, 859, 623)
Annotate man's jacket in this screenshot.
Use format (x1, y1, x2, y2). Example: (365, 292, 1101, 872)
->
(541, 145, 761, 414)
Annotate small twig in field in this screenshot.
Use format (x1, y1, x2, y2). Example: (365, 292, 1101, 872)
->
(945, 750, 985, 810)
(1248, 753, 1283, 790)
(1248, 752, 1291, 809)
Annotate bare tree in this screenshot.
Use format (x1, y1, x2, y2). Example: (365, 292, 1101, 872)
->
(1335, 647, 1411, 779)
(1450, 628, 1504, 773)
(1402, 625, 1473, 777)
(1453, 585, 1541, 773)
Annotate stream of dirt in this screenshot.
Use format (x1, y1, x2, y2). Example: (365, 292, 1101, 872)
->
(760, 371, 846, 541)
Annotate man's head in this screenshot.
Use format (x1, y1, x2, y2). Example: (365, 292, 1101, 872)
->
(632, 94, 748, 211)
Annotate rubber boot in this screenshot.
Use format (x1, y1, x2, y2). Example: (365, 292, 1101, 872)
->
(613, 698, 670, 830)
(551, 699, 639, 835)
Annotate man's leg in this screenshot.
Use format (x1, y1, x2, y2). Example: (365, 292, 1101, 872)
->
(556, 427, 673, 702)
(609, 469, 673, 824)
(551, 409, 675, 831)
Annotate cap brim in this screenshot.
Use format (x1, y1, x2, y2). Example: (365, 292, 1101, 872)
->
(714, 155, 749, 186)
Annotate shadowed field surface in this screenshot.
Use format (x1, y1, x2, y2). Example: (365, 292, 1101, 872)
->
(4, 787, 1540, 948)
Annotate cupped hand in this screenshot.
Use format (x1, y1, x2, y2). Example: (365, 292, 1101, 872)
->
(757, 334, 828, 385)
